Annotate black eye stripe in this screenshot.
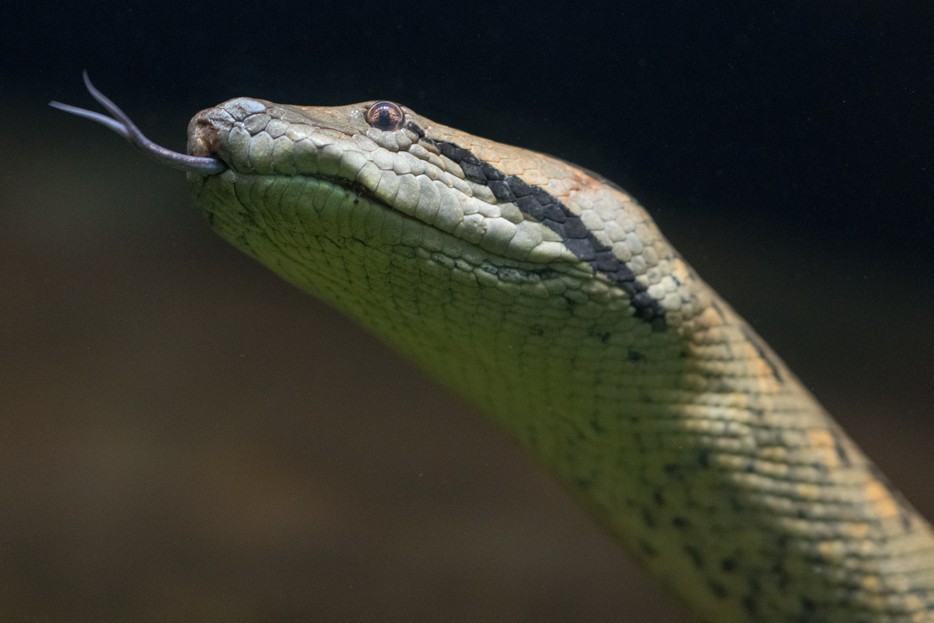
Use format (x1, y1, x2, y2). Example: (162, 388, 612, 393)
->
(426, 138, 667, 330)
(365, 101, 405, 131)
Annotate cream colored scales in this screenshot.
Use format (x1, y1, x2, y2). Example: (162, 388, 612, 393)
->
(52, 74, 934, 622)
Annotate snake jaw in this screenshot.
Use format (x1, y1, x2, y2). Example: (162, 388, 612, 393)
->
(185, 98, 586, 269)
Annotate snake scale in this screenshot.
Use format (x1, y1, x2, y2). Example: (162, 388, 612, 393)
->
(53, 74, 934, 622)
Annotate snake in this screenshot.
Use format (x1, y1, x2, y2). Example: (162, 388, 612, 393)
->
(52, 72, 934, 622)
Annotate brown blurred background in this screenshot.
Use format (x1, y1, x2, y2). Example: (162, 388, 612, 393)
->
(2, 3, 933, 621)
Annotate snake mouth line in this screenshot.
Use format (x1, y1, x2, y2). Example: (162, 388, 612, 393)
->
(298, 171, 456, 240)
(205, 168, 568, 291)
(189, 114, 401, 212)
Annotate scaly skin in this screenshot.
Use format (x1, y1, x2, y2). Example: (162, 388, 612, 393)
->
(186, 97, 934, 622)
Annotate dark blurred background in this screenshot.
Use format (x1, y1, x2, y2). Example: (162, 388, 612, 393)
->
(2, 2, 933, 621)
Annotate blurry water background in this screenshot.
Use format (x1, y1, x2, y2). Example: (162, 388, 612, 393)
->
(2, 2, 933, 621)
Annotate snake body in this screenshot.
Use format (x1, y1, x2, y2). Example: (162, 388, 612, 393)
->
(54, 80, 934, 622)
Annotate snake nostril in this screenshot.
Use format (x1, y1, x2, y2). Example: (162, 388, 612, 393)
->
(188, 116, 221, 159)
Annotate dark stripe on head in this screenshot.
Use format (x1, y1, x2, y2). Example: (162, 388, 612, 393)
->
(738, 325, 783, 383)
(421, 134, 665, 329)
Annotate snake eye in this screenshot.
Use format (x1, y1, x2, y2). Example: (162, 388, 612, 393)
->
(365, 101, 405, 131)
